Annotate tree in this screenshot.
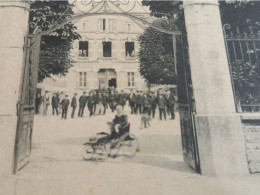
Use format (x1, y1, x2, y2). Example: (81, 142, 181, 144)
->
(138, 18, 177, 84)
(219, 1, 260, 30)
(142, 1, 185, 31)
(139, 1, 187, 85)
(142, 1, 260, 30)
(29, 0, 80, 82)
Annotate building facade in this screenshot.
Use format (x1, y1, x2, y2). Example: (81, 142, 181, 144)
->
(65, 14, 147, 94)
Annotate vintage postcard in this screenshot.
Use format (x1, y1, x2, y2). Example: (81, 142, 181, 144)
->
(0, 0, 260, 195)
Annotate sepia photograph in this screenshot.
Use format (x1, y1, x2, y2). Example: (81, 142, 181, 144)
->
(0, 0, 260, 194)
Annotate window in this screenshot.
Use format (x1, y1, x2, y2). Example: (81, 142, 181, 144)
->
(128, 72, 135, 87)
(103, 42, 112, 57)
(79, 72, 87, 87)
(125, 42, 135, 57)
(103, 19, 106, 31)
(83, 23, 85, 31)
(79, 41, 88, 57)
(109, 19, 116, 31)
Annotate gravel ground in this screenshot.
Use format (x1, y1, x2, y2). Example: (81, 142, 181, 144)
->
(1, 107, 260, 195)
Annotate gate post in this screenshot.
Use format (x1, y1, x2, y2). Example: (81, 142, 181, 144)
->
(183, 1, 249, 176)
(0, 1, 30, 182)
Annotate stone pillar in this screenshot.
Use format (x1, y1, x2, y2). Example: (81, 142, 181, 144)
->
(183, 1, 249, 176)
(0, 1, 30, 184)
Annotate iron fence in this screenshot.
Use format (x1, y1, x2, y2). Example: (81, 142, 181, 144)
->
(223, 24, 260, 113)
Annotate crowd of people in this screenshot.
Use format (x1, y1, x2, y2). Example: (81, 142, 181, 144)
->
(35, 88, 176, 121)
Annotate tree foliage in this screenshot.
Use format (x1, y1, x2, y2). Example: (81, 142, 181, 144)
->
(142, 1, 184, 31)
(29, 0, 80, 82)
(139, 1, 186, 85)
(219, 1, 260, 30)
(142, 0, 260, 105)
(138, 19, 177, 84)
(142, 0, 260, 30)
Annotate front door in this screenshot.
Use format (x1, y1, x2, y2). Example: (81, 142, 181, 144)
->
(13, 35, 41, 173)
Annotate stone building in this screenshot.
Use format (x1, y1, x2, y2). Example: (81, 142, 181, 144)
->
(65, 14, 147, 94)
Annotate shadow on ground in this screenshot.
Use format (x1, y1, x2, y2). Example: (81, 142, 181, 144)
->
(45, 133, 194, 174)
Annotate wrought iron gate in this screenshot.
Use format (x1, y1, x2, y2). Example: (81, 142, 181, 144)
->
(223, 24, 260, 113)
(14, 35, 41, 173)
(174, 35, 200, 173)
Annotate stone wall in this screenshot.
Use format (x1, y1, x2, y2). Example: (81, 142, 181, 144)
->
(242, 117, 260, 173)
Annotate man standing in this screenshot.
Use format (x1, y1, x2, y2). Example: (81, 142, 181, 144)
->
(51, 93, 59, 116)
(42, 90, 50, 116)
(102, 92, 109, 115)
(71, 93, 77, 118)
(128, 89, 136, 114)
(35, 92, 42, 114)
(150, 92, 157, 118)
(61, 95, 70, 119)
(142, 92, 151, 115)
(78, 92, 87, 117)
(58, 91, 64, 114)
(93, 90, 97, 114)
(117, 92, 125, 107)
(166, 92, 175, 119)
(158, 93, 167, 120)
(95, 92, 103, 115)
(109, 90, 117, 112)
(135, 91, 143, 114)
(87, 91, 96, 117)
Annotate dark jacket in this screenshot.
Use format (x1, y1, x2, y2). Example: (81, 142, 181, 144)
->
(109, 94, 117, 102)
(166, 94, 175, 106)
(150, 96, 157, 107)
(61, 98, 70, 109)
(142, 96, 151, 108)
(136, 94, 143, 105)
(36, 94, 42, 105)
(128, 93, 136, 104)
(87, 95, 96, 106)
(102, 95, 109, 106)
(112, 114, 128, 128)
(51, 96, 59, 107)
(158, 96, 166, 109)
(71, 96, 77, 107)
(79, 95, 88, 106)
(117, 94, 125, 106)
(96, 94, 103, 104)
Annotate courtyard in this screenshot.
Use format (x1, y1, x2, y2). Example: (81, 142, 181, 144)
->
(1, 108, 260, 195)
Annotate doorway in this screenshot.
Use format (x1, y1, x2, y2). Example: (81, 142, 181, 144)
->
(98, 69, 117, 88)
(109, 78, 117, 88)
